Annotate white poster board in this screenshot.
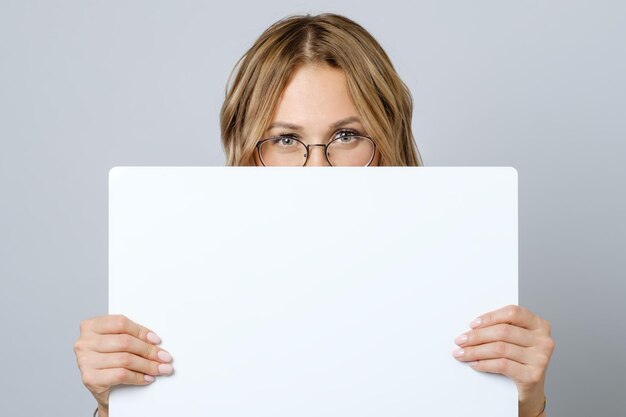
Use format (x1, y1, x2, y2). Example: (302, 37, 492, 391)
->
(109, 166, 518, 416)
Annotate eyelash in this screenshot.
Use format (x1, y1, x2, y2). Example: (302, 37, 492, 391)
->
(275, 128, 361, 139)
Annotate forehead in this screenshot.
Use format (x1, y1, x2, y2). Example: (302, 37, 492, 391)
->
(270, 64, 358, 126)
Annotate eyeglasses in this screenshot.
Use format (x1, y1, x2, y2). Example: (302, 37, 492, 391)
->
(256, 135, 377, 166)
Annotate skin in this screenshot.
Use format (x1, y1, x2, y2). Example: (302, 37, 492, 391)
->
(74, 63, 554, 417)
(253, 63, 381, 167)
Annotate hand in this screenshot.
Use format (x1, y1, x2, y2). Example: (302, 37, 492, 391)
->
(451, 305, 555, 417)
(73, 314, 174, 414)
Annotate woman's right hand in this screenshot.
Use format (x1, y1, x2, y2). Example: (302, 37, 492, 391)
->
(73, 314, 174, 414)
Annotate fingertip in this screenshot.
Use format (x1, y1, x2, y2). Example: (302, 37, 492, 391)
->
(470, 317, 482, 328)
(157, 350, 173, 362)
(147, 331, 161, 344)
(144, 374, 155, 383)
(158, 363, 174, 375)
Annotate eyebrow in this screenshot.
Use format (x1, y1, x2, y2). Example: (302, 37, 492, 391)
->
(266, 116, 362, 131)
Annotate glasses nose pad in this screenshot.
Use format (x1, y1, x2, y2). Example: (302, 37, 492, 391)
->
(304, 144, 331, 166)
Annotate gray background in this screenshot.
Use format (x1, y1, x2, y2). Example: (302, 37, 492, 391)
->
(1, 1, 624, 416)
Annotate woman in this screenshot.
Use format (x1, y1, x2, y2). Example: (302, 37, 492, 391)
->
(74, 13, 555, 417)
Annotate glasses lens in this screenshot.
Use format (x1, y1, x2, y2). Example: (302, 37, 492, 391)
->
(259, 136, 376, 166)
(327, 136, 375, 166)
(259, 137, 307, 166)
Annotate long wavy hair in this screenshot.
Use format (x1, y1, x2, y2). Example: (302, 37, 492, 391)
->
(219, 12, 423, 166)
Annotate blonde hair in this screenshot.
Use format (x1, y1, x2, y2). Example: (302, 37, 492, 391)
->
(219, 12, 424, 166)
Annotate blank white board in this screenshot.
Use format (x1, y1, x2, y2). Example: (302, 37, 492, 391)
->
(109, 166, 518, 416)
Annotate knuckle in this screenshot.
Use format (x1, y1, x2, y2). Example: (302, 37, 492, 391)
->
(544, 319, 552, 334)
(73, 339, 83, 352)
(136, 324, 147, 340)
(484, 313, 493, 325)
(145, 343, 155, 359)
(74, 349, 86, 364)
(505, 305, 518, 320)
(82, 370, 95, 386)
(150, 360, 161, 376)
(539, 352, 551, 367)
(528, 369, 543, 384)
(119, 352, 133, 368)
(497, 324, 510, 340)
(543, 337, 556, 353)
(494, 341, 507, 356)
(113, 368, 129, 383)
(114, 334, 132, 350)
(112, 315, 129, 333)
(495, 358, 508, 373)
(79, 319, 90, 333)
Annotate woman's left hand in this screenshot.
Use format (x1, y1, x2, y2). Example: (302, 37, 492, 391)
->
(452, 304, 555, 417)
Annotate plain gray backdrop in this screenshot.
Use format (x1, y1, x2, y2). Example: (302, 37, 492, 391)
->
(1, 1, 624, 416)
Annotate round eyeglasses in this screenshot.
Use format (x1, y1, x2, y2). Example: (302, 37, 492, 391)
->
(256, 135, 377, 167)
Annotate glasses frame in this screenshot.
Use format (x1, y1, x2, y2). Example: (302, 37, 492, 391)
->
(255, 134, 378, 167)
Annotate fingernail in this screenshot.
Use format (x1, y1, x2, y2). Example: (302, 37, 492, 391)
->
(455, 334, 468, 344)
(470, 317, 482, 328)
(158, 350, 172, 362)
(468, 361, 478, 367)
(147, 332, 161, 344)
(144, 374, 155, 382)
(452, 348, 465, 357)
(158, 363, 174, 375)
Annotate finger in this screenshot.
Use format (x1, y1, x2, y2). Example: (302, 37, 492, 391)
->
(89, 351, 173, 376)
(89, 333, 169, 362)
(455, 323, 534, 348)
(88, 315, 161, 345)
(452, 341, 530, 365)
(87, 367, 157, 387)
(471, 305, 541, 331)
(466, 358, 530, 382)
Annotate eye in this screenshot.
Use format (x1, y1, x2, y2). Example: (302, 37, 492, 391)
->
(271, 135, 299, 147)
(335, 129, 361, 141)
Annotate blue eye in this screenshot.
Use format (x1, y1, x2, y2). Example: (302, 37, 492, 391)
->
(271, 136, 298, 146)
(336, 129, 360, 142)
(271, 129, 361, 143)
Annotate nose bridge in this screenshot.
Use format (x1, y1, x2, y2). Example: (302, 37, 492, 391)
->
(305, 143, 330, 166)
